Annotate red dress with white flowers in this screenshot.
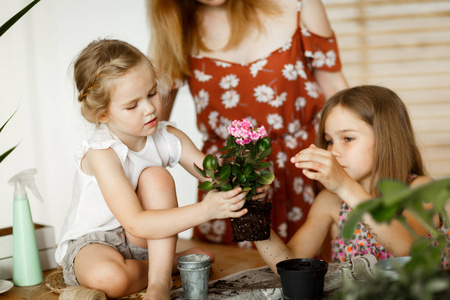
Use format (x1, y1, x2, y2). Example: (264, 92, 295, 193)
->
(187, 1, 343, 247)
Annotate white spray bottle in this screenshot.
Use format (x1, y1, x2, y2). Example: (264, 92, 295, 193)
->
(8, 168, 44, 286)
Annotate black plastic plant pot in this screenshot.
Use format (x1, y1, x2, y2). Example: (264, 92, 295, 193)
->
(276, 258, 328, 300)
(230, 201, 272, 242)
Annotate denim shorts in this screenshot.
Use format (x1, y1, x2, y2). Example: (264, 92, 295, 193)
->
(60, 227, 148, 286)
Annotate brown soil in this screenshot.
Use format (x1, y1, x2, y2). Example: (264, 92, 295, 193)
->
(230, 201, 272, 242)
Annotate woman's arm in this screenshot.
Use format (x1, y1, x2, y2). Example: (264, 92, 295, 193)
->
(255, 190, 337, 274)
(301, 0, 349, 99)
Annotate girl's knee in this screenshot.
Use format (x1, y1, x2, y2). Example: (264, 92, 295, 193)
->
(81, 262, 132, 297)
(137, 166, 178, 209)
(139, 166, 174, 187)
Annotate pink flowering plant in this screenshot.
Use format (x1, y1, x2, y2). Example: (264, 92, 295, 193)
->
(195, 119, 274, 201)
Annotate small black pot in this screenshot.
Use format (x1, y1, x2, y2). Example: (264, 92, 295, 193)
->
(229, 201, 272, 242)
(276, 258, 328, 300)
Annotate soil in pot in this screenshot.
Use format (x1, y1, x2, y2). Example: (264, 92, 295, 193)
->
(230, 201, 272, 242)
(276, 258, 328, 300)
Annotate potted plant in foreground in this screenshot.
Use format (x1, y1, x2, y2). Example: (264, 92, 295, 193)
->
(334, 178, 450, 299)
(195, 119, 275, 242)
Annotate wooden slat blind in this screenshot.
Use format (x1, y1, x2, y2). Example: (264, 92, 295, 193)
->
(324, 0, 450, 178)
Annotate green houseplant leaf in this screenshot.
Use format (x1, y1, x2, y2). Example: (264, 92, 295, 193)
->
(1, 0, 41, 164)
(0, 0, 41, 37)
(0, 111, 19, 163)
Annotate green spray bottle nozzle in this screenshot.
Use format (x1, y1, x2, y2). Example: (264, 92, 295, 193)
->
(8, 168, 44, 202)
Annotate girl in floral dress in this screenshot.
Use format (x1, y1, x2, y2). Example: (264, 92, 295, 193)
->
(254, 85, 433, 272)
(149, 0, 348, 248)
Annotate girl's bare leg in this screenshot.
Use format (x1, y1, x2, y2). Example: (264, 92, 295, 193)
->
(74, 244, 148, 298)
(130, 167, 178, 300)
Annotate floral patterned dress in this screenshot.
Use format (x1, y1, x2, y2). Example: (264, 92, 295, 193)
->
(331, 201, 393, 263)
(187, 1, 342, 247)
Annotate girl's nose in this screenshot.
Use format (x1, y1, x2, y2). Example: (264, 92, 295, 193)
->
(329, 144, 341, 158)
(143, 99, 155, 115)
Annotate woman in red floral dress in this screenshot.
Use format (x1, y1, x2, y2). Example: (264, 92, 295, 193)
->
(149, 0, 348, 248)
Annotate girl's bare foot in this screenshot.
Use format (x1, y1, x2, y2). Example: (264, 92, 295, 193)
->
(172, 247, 215, 274)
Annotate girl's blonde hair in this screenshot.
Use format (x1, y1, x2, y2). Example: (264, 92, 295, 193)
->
(148, 0, 281, 80)
(74, 38, 170, 126)
(317, 85, 426, 196)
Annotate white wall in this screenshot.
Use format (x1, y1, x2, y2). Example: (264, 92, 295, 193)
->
(0, 0, 201, 241)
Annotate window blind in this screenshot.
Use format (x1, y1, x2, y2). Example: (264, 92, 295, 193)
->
(324, 0, 450, 178)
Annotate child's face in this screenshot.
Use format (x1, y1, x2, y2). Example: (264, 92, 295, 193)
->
(100, 64, 162, 151)
(324, 105, 375, 189)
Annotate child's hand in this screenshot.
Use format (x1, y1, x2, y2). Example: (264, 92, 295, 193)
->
(290, 144, 351, 195)
(252, 184, 270, 201)
(202, 187, 248, 220)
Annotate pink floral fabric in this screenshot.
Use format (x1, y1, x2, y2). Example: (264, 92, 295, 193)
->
(331, 201, 393, 263)
(188, 0, 342, 247)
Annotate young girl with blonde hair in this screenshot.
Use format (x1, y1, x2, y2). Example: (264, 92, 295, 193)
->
(255, 85, 432, 271)
(55, 38, 254, 300)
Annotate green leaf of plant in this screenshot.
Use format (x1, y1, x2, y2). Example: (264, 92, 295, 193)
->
(0, 111, 17, 133)
(0, 145, 17, 163)
(202, 154, 216, 171)
(0, 0, 41, 37)
(257, 169, 275, 185)
(219, 164, 231, 181)
(193, 163, 206, 177)
(198, 181, 214, 191)
(220, 182, 232, 191)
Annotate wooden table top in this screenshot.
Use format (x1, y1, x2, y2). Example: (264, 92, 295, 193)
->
(1, 238, 266, 299)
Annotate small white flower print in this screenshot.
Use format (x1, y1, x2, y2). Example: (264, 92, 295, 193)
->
(219, 74, 239, 89)
(305, 82, 319, 99)
(221, 90, 240, 108)
(250, 59, 267, 77)
(198, 222, 212, 235)
(208, 111, 220, 129)
(278, 223, 287, 238)
(325, 50, 337, 67)
(273, 177, 281, 190)
(276, 152, 287, 168)
(214, 60, 232, 68)
(267, 113, 283, 130)
(212, 220, 226, 235)
(285, 135, 298, 149)
(194, 69, 212, 82)
(301, 26, 311, 37)
(295, 60, 307, 79)
(282, 64, 298, 81)
(304, 185, 315, 204)
(216, 116, 232, 139)
(238, 241, 253, 249)
(269, 92, 287, 107)
(312, 51, 326, 68)
(287, 207, 303, 222)
(297, 129, 308, 141)
(279, 40, 292, 52)
(254, 85, 274, 103)
(205, 145, 219, 155)
(295, 97, 306, 111)
(293, 176, 305, 195)
(194, 89, 209, 113)
(288, 120, 301, 134)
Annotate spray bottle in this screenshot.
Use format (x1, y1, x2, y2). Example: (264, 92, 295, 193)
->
(8, 168, 44, 286)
